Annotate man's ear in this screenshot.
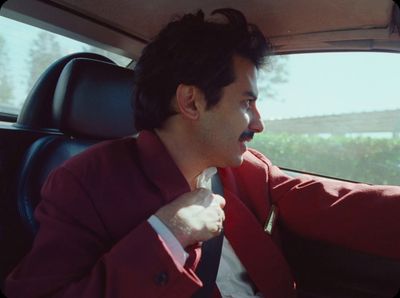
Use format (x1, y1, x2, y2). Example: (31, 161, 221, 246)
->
(175, 84, 204, 120)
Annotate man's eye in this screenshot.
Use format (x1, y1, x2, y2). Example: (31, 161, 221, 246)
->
(243, 100, 251, 107)
(243, 99, 254, 109)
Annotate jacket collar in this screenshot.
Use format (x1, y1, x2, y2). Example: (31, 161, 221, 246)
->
(136, 130, 191, 203)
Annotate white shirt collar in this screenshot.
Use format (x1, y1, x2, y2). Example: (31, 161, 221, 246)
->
(196, 167, 217, 190)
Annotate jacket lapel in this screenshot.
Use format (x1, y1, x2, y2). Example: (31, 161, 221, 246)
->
(219, 167, 296, 298)
(136, 130, 202, 272)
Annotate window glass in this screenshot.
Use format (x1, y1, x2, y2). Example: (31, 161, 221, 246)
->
(0, 16, 132, 116)
(252, 52, 400, 185)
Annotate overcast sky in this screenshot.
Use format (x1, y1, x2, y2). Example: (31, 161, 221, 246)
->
(258, 52, 400, 120)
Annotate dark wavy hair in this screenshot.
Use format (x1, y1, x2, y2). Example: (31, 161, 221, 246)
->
(133, 8, 271, 131)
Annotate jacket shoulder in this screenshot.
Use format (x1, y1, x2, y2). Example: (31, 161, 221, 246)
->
(244, 148, 273, 168)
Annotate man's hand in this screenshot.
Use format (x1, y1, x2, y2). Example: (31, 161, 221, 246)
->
(155, 188, 226, 248)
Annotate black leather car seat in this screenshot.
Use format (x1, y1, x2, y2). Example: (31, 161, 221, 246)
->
(16, 58, 136, 237)
(15, 52, 115, 132)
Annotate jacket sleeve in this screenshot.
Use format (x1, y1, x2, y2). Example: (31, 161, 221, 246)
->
(250, 149, 400, 260)
(5, 166, 201, 298)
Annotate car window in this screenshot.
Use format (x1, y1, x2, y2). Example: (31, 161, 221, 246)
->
(252, 52, 400, 186)
(0, 16, 132, 117)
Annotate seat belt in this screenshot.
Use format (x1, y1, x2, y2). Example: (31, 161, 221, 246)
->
(192, 173, 224, 298)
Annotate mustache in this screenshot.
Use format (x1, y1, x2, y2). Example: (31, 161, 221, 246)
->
(239, 130, 254, 141)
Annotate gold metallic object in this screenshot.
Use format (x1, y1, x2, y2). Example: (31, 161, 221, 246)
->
(264, 205, 278, 235)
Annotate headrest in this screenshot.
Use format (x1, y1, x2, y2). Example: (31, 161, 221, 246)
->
(53, 58, 136, 139)
(16, 52, 115, 131)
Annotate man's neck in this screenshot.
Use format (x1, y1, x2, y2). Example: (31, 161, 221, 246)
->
(155, 128, 208, 190)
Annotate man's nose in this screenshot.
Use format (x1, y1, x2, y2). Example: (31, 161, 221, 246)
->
(249, 107, 264, 133)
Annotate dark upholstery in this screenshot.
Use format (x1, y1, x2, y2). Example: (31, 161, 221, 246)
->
(17, 136, 94, 234)
(17, 58, 136, 235)
(16, 53, 115, 131)
(53, 58, 136, 139)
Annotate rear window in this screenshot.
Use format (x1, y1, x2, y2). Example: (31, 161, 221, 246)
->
(252, 52, 400, 186)
(0, 16, 132, 116)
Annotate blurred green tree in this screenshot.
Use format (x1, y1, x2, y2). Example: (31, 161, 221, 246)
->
(0, 35, 14, 106)
(258, 55, 289, 102)
(26, 31, 61, 92)
(251, 133, 400, 186)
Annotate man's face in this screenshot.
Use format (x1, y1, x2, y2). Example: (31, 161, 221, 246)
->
(196, 55, 264, 168)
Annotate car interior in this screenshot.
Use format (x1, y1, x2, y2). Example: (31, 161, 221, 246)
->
(0, 0, 400, 297)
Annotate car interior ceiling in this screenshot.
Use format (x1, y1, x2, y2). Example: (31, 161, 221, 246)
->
(2, 0, 400, 57)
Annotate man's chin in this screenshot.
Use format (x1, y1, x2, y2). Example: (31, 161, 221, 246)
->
(212, 152, 245, 168)
(225, 154, 245, 168)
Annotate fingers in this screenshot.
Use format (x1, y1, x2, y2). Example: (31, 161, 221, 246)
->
(155, 187, 227, 246)
(208, 203, 225, 236)
(194, 188, 225, 209)
(209, 194, 225, 208)
(206, 194, 225, 228)
(207, 193, 225, 224)
(207, 218, 224, 235)
(217, 208, 225, 222)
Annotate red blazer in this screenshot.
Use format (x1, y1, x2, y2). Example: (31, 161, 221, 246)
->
(5, 130, 400, 297)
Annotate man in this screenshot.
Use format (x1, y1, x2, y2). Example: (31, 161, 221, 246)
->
(5, 8, 400, 298)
